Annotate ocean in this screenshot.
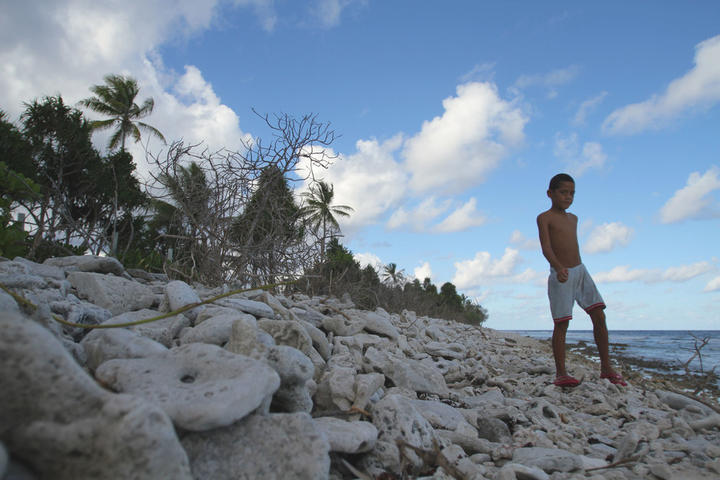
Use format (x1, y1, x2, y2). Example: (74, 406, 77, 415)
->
(505, 330, 720, 380)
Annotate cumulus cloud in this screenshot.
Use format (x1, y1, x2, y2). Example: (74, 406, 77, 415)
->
(603, 34, 720, 134)
(452, 248, 523, 289)
(659, 166, 720, 223)
(387, 197, 486, 233)
(402, 82, 527, 194)
(584, 222, 633, 254)
(414, 262, 433, 281)
(387, 197, 451, 231)
(0, 0, 267, 179)
(573, 91, 608, 125)
(704, 276, 720, 292)
(309, 0, 364, 27)
(514, 66, 580, 98)
(553, 133, 607, 176)
(509, 230, 540, 250)
(433, 198, 487, 233)
(595, 261, 715, 284)
(299, 135, 408, 230)
(355, 252, 383, 271)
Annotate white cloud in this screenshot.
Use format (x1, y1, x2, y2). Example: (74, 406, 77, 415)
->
(387, 197, 486, 233)
(402, 82, 527, 194)
(414, 262, 432, 281)
(300, 135, 408, 230)
(704, 276, 720, 292)
(573, 91, 608, 125)
(509, 230, 540, 250)
(433, 198, 487, 233)
(355, 252, 382, 271)
(662, 262, 715, 282)
(603, 34, 720, 134)
(595, 261, 715, 284)
(594, 265, 652, 283)
(0, 0, 266, 178)
(660, 166, 720, 223)
(553, 133, 607, 176)
(515, 66, 580, 89)
(387, 197, 451, 231)
(584, 222, 633, 254)
(310, 0, 364, 28)
(452, 248, 522, 289)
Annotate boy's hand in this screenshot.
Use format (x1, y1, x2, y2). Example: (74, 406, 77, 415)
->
(556, 268, 569, 283)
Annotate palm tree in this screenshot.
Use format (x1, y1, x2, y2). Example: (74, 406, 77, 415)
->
(300, 180, 353, 257)
(382, 262, 405, 287)
(80, 74, 165, 151)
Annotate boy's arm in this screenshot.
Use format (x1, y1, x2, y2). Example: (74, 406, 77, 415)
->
(536, 213, 568, 282)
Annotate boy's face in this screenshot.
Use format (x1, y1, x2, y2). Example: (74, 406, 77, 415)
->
(547, 181, 575, 210)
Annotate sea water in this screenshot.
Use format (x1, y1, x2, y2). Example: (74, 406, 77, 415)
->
(506, 330, 720, 377)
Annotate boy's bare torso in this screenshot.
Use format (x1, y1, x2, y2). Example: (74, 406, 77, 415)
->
(537, 209, 582, 270)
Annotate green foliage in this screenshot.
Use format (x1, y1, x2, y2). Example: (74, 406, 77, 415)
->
(232, 165, 304, 284)
(299, 239, 487, 325)
(80, 73, 165, 151)
(0, 161, 39, 258)
(300, 180, 353, 256)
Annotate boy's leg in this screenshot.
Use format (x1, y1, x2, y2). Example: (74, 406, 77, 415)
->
(589, 308, 614, 375)
(552, 320, 570, 377)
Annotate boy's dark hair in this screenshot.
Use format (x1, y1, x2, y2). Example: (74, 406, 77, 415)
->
(549, 173, 575, 190)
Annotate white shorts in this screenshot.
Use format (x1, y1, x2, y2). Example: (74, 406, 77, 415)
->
(548, 264, 605, 323)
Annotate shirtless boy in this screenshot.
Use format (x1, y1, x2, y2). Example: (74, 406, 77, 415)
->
(537, 173, 626, 387)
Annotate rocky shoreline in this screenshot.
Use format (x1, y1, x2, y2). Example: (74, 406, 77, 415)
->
(1, 255, 719, 479)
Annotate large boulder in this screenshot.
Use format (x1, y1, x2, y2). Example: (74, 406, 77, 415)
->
(0, 311, 191, 479)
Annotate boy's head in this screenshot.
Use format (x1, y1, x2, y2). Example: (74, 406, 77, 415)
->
(548, 173, 574, 191)
(547, 173, 575, 210)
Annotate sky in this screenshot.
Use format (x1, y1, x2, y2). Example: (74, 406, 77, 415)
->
(2, 1, 719, 331)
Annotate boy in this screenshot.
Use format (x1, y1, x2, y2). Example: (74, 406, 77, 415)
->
(537, 173, 626, 387)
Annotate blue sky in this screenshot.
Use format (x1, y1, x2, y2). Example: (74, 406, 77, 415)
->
(2, 1, 719, 330)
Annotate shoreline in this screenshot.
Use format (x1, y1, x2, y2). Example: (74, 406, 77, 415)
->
(525, 335, 720, 405)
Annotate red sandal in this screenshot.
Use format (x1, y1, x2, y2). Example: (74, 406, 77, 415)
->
(553, 375, 580, 387)
(601, 372, 627, 386)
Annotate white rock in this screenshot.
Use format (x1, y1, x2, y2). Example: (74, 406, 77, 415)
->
(164, 280, 203, 320)
(95, 343, 280, 431)
(425, 341, 465, 359)
(387, 357, 449, 396)
(314, 417, 378, 453)
(512, 447, 583, 473)
(0, 289, 21, 315)
(0, 311, 191, 479)
(657, 390, 714, 415)
(300, 319, 332, 359)
(181, 412, 330, 480)
(497, 463, 550, 480)
(322, 312, 366, 336)
(257, 318, 313, 353)
(13, 256, 66, 279)
(44, 255, 125, 275)
(410, 398, 476, 435)
(178, 312, 239, 346)
(362, 394, 437, 475)
(360, 310, 399, 340)
(352, 372, 385, 411)
(67, 272, 154, 315)
(315, 365, 357, 411)
(264, 345, 315, 413)
(101, 309, 190, 347)
(81, 327, 168, 371)
(219, 297, 275, 318)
